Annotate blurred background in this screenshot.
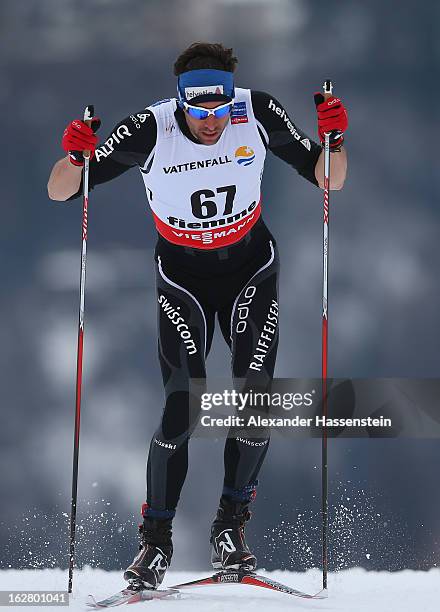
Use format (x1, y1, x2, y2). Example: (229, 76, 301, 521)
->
(1, 0, 439, 573)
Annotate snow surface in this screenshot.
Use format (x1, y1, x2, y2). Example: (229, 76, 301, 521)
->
(1, 567, 439, 611)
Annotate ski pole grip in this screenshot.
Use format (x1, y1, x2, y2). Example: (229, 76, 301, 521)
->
(83, 105, 94, 159)
(323, 79, 333, 101)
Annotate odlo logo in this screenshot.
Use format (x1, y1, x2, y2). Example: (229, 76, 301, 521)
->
(236, 285, 256, 334)
(235, 146, 255, 166)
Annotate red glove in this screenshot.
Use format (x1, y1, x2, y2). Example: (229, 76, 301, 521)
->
(62, 117, 101, 166)
(314, 93, 348, 149)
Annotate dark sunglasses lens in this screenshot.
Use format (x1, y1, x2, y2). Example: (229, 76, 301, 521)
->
(214, 105, 232, 118)
(187, 107, 209, 119)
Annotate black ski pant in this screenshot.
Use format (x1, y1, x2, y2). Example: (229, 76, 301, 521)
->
(147, 223, 279, 512)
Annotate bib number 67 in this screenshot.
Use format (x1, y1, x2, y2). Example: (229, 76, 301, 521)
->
(190, 185, 237, 219)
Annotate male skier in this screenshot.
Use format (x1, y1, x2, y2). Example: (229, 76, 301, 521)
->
(48, 42, 348, 589)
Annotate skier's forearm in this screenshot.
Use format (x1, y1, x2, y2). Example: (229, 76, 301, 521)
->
(314, 147, 347, 190)
(48, 156, 82, 201)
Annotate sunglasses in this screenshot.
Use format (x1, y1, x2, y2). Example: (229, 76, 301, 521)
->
(182, 101, 234, 120)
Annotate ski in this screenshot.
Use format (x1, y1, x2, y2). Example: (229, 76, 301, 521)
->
(87, 570, 326, 607)
(170, 569, 327, 599)
(87, 586, 179, 608)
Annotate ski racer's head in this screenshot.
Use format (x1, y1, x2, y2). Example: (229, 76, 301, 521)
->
(174, 42, 238, 145)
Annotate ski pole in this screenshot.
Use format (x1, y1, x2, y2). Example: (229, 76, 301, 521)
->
(68, 104, 94, 594)
(321, 79, 332, 593)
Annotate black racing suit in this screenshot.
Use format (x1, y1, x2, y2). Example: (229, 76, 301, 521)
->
(68, 91, 321, 514)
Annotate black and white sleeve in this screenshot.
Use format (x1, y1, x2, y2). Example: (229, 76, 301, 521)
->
(68, 109, 157, 200)
(251, 90, 321, 186)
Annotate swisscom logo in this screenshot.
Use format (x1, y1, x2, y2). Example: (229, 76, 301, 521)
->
(235, 146, 255, 166)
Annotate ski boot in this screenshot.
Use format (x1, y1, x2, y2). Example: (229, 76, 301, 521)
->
(210, 495, 257, 571)
(124, 509, 173, 589)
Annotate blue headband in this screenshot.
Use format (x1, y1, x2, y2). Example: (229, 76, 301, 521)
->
(177, 69, 235, 104)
